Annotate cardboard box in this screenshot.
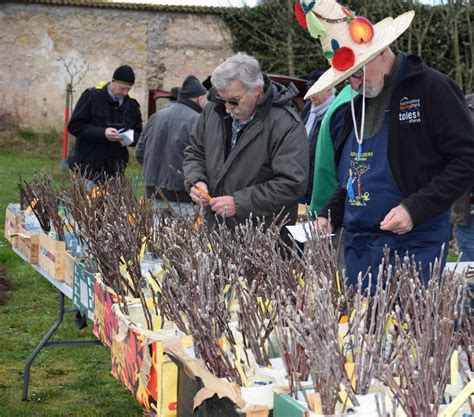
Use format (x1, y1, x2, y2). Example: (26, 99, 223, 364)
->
(63, 251, 77, 287)
(93, 275, 120, 348)
(164, 339, 270, 417)
(111, 306, 193, 416)
(15, 224, 40, 264)
(5, 204, 22, 247)
(38, 231, 66, 280)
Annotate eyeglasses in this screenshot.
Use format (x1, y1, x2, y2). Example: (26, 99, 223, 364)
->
(215, 88, 249, 106)
(350, 68, 365, 80)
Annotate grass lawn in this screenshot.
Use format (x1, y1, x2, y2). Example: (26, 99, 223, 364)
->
(0, 142, 145, 416)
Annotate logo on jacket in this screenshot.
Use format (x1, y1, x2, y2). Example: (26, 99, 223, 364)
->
(399, 97, 421, 124)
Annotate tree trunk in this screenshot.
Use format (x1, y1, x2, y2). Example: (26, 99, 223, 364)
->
(449, 1, 463, 90)
(407, 0, 413, 53)
(287, 0, 295, 77)
(465, 0, 473, 92)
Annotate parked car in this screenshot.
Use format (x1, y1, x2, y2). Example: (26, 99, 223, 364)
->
(147, 74, 309, 117)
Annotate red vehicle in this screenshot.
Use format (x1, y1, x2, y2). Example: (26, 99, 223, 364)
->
(147, 74, 308, 117)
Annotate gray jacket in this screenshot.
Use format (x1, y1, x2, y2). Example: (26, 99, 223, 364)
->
(136, 98, 202, 193)
(183, 76, 309, 227)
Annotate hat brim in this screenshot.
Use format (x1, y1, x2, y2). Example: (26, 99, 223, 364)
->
(305, 10, 414, 99)
(112, 78, 134, 87)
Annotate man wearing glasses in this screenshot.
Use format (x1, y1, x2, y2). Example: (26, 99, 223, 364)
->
(183, 52, 309, 230)
(68, 65, 142, 183)
(302, 0, 474, 285)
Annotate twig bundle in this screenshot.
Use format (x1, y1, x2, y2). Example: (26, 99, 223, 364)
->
(19, 173, 66, 238)
(61, 172, 156, 328)
(156, 218, 240, 382)
(246, 220, 355, 414)
(374, 252, 466, 417)
(343, 249, 402, 395)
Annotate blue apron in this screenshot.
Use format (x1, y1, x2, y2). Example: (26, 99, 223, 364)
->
(337, 112, 450, 287)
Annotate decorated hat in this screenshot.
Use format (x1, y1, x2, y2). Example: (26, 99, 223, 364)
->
(296, 0, 414, 99)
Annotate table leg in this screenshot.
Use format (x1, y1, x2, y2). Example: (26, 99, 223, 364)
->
(22, 290, 101, 401)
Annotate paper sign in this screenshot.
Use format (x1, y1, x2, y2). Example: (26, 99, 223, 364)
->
(119, 129, 134, 146)
(286, 222, 335, 243)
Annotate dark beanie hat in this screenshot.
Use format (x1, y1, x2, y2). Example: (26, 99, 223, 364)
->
(306, 69, 324, 88)
(113, 65, 135, 86)
(179, 75, 207, 99)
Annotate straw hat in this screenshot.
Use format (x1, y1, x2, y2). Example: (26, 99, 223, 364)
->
(296, 0, 414, 99)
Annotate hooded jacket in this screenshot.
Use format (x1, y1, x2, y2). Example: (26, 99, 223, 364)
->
(320, 53, 474, 229)
(183, 75, 309, 227)
(68, 83, 142, 179)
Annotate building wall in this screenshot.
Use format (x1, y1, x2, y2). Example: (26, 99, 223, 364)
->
(0, 3, 233, 130)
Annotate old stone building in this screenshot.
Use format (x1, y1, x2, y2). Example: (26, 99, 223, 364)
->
(0, 0, 234, 131)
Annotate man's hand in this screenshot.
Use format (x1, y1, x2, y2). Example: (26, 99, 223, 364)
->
(190, 181, 211, 206)
(380, 205, 414, 234)
(209, 196, 236, 217)
(315, 216, 333, 235)
(105, 127, 122, 142)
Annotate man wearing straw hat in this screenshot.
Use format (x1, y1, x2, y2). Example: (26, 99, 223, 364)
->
(297, 0, 474, 285)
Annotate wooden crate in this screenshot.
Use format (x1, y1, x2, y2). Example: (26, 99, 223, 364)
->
(5, 204, 22, 248)
(15, 225, 40, 264)
(38, 232, 66, 281)
(63, 251, 77, 287)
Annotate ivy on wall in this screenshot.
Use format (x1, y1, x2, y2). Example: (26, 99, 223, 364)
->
(222, 0, 473, 93)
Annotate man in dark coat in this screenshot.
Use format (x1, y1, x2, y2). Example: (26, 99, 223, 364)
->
(304, 1, 474, 285)
(68, 65, 142, 182)
(183, 52, 309, 230)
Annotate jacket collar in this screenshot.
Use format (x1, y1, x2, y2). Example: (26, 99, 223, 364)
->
(209, 74, 277, 121)
(101, 82, 129, 105)
(177, 97, 203, 113)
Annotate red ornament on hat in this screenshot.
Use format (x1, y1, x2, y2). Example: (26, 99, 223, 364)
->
(349, 17, 374, 44)
(332, 47, 356, 71)
(295, 2, 308, 30)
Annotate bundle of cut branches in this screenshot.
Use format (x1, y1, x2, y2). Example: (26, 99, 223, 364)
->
(61, 172, 156, 328)
(282, 275, 355, 414)
(241, 219, 355, 412)
(156, 218, 240, 382)
(374, 252, 466, 417)
(156, 216, 296, 383)
(460, 265, 474, 371)
(19, 173, 66, 238)
(341, 248, 402, 396)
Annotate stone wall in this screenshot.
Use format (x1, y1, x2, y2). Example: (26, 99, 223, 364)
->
(0, 3, 233, 130)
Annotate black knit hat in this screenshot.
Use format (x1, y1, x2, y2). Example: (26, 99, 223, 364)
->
(179, 75, 207, 99)
(112, 65, 135, 86)
(306, 69, 324, 88)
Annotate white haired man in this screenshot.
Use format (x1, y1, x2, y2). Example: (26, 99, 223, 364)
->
(183, 52, 309, 230)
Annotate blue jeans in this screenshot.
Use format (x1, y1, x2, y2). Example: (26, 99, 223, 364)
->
(456, 221, 474, 261)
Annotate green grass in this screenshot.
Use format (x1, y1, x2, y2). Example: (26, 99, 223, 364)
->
(0, 145, 145, 416)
